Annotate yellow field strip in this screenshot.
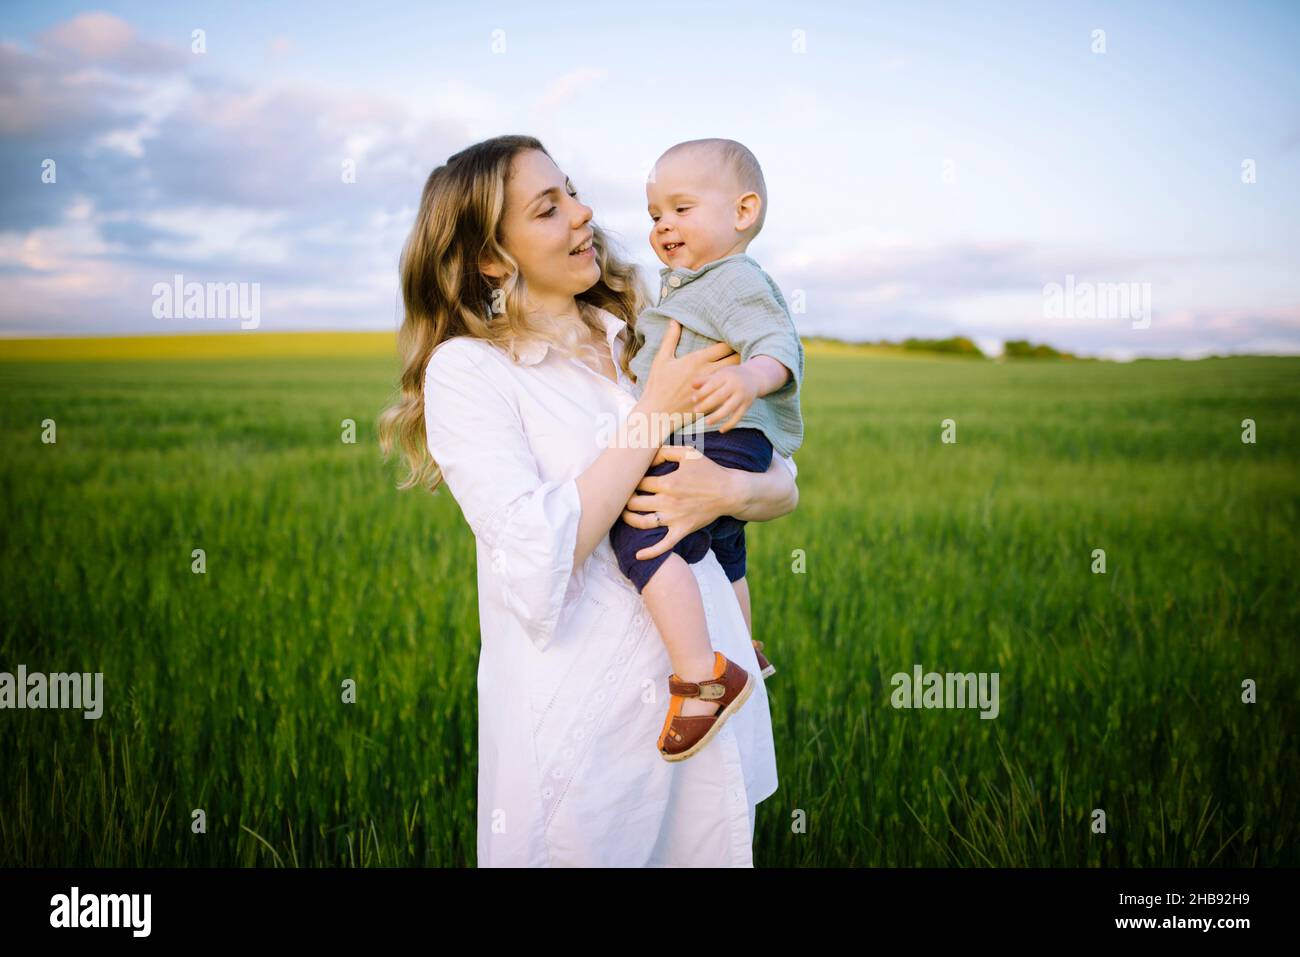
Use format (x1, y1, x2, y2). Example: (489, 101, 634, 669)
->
(0, 331, 974, 362)
(0, 331, 402, 361)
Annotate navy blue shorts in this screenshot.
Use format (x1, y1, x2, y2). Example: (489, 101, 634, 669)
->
(609, 427, 774, 593)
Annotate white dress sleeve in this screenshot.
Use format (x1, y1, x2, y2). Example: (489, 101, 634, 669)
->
(422, 339, 582, 652)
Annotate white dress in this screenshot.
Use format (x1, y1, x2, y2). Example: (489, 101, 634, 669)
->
(421, 306, 793, 867)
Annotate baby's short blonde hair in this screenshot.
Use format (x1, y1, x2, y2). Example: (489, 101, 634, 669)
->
(658, 138, 768, 235)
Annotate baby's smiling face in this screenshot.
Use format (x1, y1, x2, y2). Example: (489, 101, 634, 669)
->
(646, 149, 756, 272)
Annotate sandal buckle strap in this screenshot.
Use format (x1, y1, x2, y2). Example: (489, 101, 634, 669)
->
(667, 677, 726, 699)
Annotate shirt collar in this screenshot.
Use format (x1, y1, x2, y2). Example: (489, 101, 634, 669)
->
(513, 307, 627, 366)
(658, 252, 754, 291)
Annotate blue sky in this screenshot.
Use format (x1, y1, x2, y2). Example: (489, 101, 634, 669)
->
(2, 0, 1298, 357)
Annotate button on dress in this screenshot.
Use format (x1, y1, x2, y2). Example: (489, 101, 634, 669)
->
(421, 307, 791, 866)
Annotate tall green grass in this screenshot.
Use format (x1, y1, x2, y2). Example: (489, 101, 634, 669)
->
(1, 351, 1296, 866)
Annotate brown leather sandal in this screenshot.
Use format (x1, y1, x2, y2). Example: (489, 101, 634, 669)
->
(657, 652, 754, 762)
(752, 639, 775, 678)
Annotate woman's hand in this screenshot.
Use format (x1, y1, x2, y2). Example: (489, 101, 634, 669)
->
(638, 321, 739, 421)
(621, 449, 800, 559)
(619, 444, 730, 559)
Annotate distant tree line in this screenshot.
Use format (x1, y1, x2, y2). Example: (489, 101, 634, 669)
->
(802, 335, 1076, 359)
(900, 336, 984, 356)
(1001, 339, 1074, 359)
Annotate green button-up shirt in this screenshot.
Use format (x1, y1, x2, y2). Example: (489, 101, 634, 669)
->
(628, 253, 804, 457)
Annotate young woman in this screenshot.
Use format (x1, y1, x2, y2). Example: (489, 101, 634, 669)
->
(379, 135, 799, 866)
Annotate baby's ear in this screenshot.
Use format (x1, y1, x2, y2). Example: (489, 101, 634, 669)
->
(736, 192, 761, 229)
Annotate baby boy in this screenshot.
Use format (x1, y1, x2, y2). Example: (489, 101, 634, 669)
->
(608, 138, 804, 761)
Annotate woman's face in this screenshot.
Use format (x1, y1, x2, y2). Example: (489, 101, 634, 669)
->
(485, 148, 600, 307)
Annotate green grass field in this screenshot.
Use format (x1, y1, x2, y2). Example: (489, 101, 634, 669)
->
(1, 337, 1297, 866)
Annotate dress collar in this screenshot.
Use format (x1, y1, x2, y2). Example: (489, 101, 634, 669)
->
(514, 307, 627, 367)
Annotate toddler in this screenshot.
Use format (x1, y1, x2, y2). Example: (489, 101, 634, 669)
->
(608, 138, 804, 761)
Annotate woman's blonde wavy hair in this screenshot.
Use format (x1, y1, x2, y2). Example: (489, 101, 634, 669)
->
(378, 134, 648, 493)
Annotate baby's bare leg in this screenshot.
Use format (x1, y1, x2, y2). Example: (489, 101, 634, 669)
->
(642, 554, 722, 717)
(731, 577, 752, 635)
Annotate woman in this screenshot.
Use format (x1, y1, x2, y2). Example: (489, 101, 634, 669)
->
(379, 135, 799, 866)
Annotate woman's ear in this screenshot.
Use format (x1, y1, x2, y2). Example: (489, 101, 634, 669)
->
(479, 255, 506, 280)
(734, 192, 761, 231)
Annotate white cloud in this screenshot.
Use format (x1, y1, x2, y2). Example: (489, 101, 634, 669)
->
(35, 12, 187, 74)
(536, 68, 608, 111)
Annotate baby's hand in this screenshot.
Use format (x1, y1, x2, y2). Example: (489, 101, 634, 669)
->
(692, 364, 761, 432)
